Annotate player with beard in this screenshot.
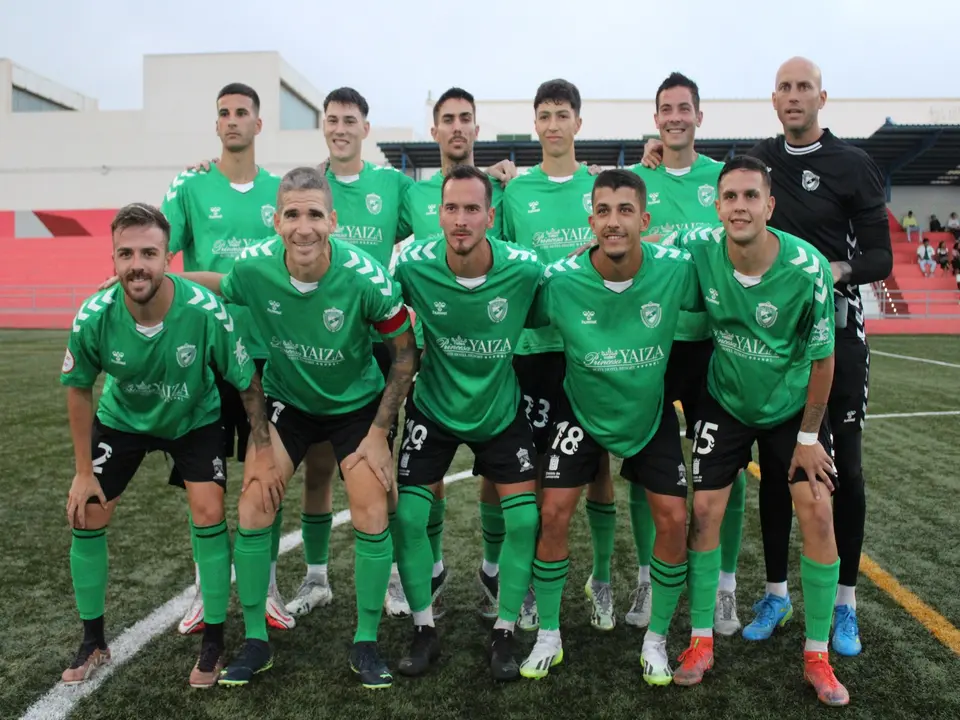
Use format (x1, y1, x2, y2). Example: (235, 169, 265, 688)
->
(60, 203, 277, 688)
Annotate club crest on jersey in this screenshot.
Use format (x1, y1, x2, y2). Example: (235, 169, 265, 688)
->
(323, 307, 345, 332)
(62, 348, 75, 373)
(366, 193, 383, 215)
(755, 302, 779, 329)
(261, 205, 275, 227)
(176, 343, 197, 368)
(582, 192, 593, 214)
(801, 170, 820, 192)
(641, 302, 662, 328)
(487, 297, 508, 324)
(697, 184, 716, 207)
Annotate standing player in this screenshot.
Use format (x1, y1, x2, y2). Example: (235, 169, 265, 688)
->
(60, 203, 276, 688)
(625, 72, 746, 636)
(391, 165, 542, 682)
(182, 167, 418, 688)
(160, 82, 295, 634)
(500, 78, 617, 632)
(520, 169, 704, 682)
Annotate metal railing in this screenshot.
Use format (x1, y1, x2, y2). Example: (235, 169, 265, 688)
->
(0, 285, 94, 313)
(870, 282, 960, 318)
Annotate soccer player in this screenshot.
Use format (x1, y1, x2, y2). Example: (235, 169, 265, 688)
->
(159, 82, 295, 634)
(391, 165, 542, 681)
(684, 155, 848, 705)
(500, 78, 618, 632)
(519, 169, 701, 681)
(60, 203, 276, 688)
(182, 166, 417, 688)
(625, 72, 745, 636)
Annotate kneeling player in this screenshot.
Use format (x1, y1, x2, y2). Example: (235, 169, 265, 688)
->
(685, 156, 848, 705)
(520, 170, 702, 681)
(60, 203, 276, 688)
(183, 167, 417, 688)
(392, 165, 542, 681)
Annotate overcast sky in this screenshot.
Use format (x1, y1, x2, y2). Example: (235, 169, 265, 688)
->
(3, 0, 957, 131)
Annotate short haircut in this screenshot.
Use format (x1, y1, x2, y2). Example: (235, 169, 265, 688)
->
(534, 79, 582, 115)
(217, 83, 260, 113)
(111, 203, 171, 250)
(433, 87, 476, 124)
(719, 155, 772, 190)
(277, 166, 334, 210)
(323, 87, 370, 117)
(591, 169, 647, 208)
(441, 164, 493, 209)
(656, 72, 701, 112)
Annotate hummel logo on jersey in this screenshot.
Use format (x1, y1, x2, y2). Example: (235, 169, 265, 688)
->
(234, 339, 249, 367)
(268, 300, 282, 315)
(487, 297, 509, 324)
(212, 457, 225, 482)
(648, 192, 661, 205)
(176, 344, 197, 368)
(801, 170, 820, 192)
(209, 207, 223, 220)
(582, 310, 596, 325)
(706, 288, 720, 305)
(261, 205, 276, 227)
(641, 302, 661, 329)
(433, 301, 447, 316)
(111, 351, 126, 365)
(323, 307, 345, 332)
(366, 193, 382, 215)
(426, 204, 438, 215)
(697, 185, 716, 207)
(528, 201, 540, 214)
(755, 302, 778, 328)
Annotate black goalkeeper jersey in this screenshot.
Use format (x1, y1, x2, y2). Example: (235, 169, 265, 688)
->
(748, 130, 892, 343)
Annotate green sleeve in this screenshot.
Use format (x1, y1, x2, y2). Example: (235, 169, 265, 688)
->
(500, 190, 515, 244)
(220, 264, 247, 307)
(363, 258, 411, 338)
(396, 173, 415, 241)
(208, 300, 254, 392)
(526, 275, 551, 329)
(681, 259, 705, 313)
(805, 258, 836, 361)
(490, 183, 505, 241)
(59, 312, 101, 388)
(160, 173, 193, 255)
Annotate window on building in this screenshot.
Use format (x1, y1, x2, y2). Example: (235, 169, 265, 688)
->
(280, 83, 319, 130)
(12, 86, 72, 113)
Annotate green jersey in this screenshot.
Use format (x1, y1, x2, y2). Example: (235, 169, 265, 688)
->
(501, 164, 596, 355)
(60, 276, 254, 439)
(327, 162, 413, 267)
(688, 227, 835, 428)
(402, 170, 505, 242)
(221, 237, 410, 417)
(630, 154, 723, 343)
(530, 244, 701, 457)
(160, 165, 282, 360)
(393, 238, 543, 441)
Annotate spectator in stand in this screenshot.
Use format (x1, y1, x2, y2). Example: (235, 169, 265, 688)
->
(946, 212, 960, 240)
(917, 238, 936, 277)
(930, 214, 944, 233)
(936, 240, 950, 275)
(902, 211, 922, 242)
(951, 240, 960, 286)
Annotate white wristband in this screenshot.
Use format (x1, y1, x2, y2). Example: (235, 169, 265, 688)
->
(797, 431, 818, 446)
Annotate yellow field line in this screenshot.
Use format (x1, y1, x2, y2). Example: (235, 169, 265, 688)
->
(745, 462, 960, 656)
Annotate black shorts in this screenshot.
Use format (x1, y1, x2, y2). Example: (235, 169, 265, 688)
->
(828, 336, 869, 435)
(268, 395, 385, 472)
(691, 391, 835, 491)
(91, 418, 225, 503)
(513, 351, 566, 454)
(542, 391, 687, 498)
(397, 395, 537, 486)
(664, 339, 713, 440)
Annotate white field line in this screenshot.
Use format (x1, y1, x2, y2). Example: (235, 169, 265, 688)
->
(871, 350, 960, 369)
(21, 470, 475, 720)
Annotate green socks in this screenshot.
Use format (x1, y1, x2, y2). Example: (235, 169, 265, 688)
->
(70, 527, 109, 620)
(586, 500, 616, 583)
(629, 483, 655, 569)
(395, 485, 435, 613)
(801, 554, 840, 643)
(479, 501, 506, 565)
(497, 492, 539, 623)
(192, 520, 231, 625)
(388, 510, 400, 562)
(353, 527, 393, 642)
(428, 497, 446, 565)
(687, 547, 722, 631)
(649, 555, 688, 636)
(234, 526, 272, 641)
(532, 557, 569, 632)
(301, 512, 333, 565)
(720, 471, 746, 574)
(270, 504, 283, 564)
(188, 510, 199, 565)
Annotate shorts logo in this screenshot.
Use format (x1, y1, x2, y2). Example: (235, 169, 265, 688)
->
(801, 170, 820, 192)
(755, 302, 778, 329)
(548, 455, 560, 471)
(582, 193, 593, 214)
(176, 343, 197, 368)
(212, 457, 225, 481)
(844, 410, 857, 424)
(62, 348, 75, 373)
(697, 184, 716, 207)
(677, 463, 688, 487)
(261, 205, 276, 227)
(641, 302, 661, 329)
(487, 297, 508, 324)
(400, 453, 410, 469)
(366, 193, 383, 215)
(517, 448, 534, 472)
(323, 307, 345, 332)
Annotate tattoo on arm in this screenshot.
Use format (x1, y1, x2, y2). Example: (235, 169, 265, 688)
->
(375, 329, 418, 432)
(800, 356, 834, 433)
(240, 373, 272, 450)
(800, 402, 829, 433)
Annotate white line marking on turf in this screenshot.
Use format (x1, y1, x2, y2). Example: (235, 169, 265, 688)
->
(871, 350, 960, 369)
(865, 410, 960, 419)
(21, 469, 475, 720)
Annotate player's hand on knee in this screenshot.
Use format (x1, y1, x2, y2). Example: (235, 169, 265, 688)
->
(789, 441, 836, 500)
(343, 429, 394, 493)
(243, 448, 284, 512)
(66, 472, 106, 529)
(98, 275, 120, 291)
(641, 138, 664, 169)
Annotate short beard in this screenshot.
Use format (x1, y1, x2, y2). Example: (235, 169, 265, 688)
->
(444, 146, 470, 164)
(123, 278, 162, 305)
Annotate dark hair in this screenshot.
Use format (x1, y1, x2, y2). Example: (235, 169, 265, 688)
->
(323, 87, 370, 117)
(591, 169, 647, 208)
(217, 83, 260, 113)
(277, 166, 334, 209)
(534, 79, 581, 115)
(656, 72, 701, 113)
(433, 87, 476, 124)
(441, 164, 493, 209)
(719, 155, 771, 190)
(111, 203, 171, 249)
